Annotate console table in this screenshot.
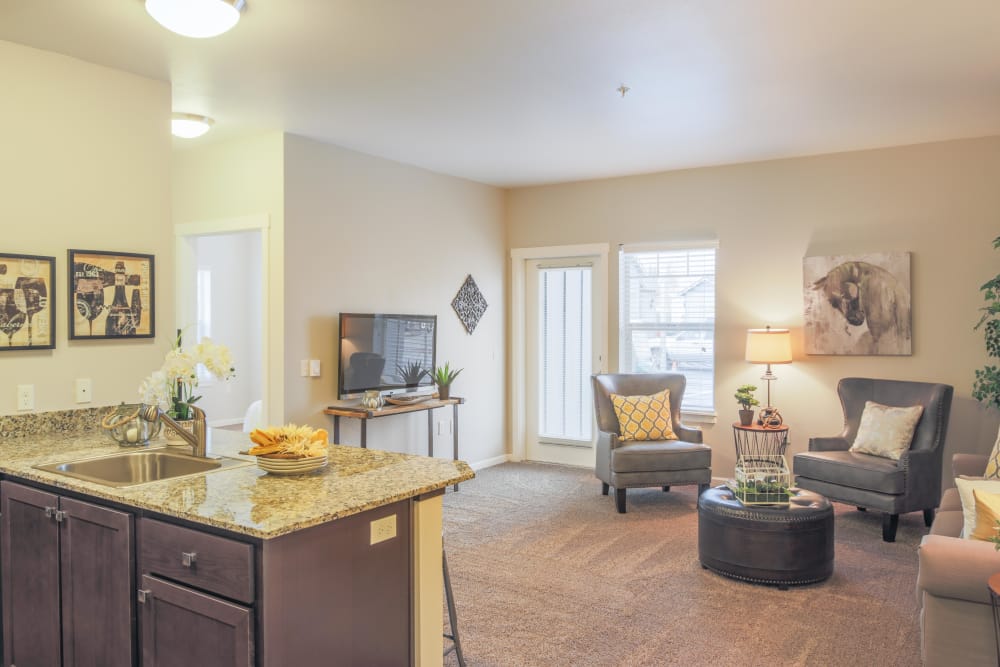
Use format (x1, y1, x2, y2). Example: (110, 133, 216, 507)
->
(323, 397, 465, 490)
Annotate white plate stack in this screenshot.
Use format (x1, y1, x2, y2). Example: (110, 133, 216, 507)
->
(256, 454, 328, 475)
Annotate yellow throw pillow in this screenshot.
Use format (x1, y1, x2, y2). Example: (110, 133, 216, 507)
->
(849, 401, 924, 460)
(985, 426, 1000, 479)
(971, 488, 1000, 542)
(610, 389, 677, 442)
(955, 477, 1000, 538)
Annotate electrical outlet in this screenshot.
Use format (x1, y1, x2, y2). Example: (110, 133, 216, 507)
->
(300, 360, 309, 377)
(17, 384, 34, 411)
(370, 514, 397, 545)
(309, 359, 321, 377)
(75, 378, 92, 404)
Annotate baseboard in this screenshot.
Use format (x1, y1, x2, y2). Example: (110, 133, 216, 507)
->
(469, 454, 510, 471)
(208, 417, 243, 428)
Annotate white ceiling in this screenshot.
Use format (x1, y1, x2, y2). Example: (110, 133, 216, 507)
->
(2, 1, 999, 187)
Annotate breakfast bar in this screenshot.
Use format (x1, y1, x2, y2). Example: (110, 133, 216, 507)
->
(0, 427, 473, 667)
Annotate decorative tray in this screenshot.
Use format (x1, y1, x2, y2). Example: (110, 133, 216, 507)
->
(386, 395, 432, 406)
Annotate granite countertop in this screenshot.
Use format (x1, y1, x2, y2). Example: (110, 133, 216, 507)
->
(0, 428, 474, 539)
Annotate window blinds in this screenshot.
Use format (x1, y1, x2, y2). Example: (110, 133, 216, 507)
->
(618, 244, 716, 413)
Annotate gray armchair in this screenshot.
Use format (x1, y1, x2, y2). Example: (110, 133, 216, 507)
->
(793, 377, 953, 542)
(592, 373, 711, 513)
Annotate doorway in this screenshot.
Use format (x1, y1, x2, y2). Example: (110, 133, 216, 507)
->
(175, 216, 269, 429)
(511, 244, 608, 467)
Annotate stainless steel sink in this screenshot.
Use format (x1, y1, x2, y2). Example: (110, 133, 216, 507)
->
(34, 448, 252, 488)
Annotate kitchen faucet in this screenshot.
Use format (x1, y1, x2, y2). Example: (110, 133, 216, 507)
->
(141, 404, 208, 458)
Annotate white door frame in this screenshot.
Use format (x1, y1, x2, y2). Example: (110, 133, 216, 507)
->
(510, 243, 609, 462)
(175, 214, 272, 426)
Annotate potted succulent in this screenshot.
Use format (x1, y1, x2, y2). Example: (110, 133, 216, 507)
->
(432, 362, 463, 400)
(735, 384, 759, 426)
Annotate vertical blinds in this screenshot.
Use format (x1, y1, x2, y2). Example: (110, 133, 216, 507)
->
(619, 244, 716, 413)
(539, 266, 593, 442)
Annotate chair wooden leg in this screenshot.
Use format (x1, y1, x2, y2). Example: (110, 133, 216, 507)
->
(924, 508, 935, 527)
(882, 513, 899, 542)
(662, 486, 670, 492)
(615, 488, 627, 513)
(601, 482, 609, 496)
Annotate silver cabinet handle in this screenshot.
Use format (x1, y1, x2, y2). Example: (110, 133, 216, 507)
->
(44, 506, 56, 518)
(181, 551, 197, 567)
(54, 510, 67, 523)
(137, 589, 152, 604)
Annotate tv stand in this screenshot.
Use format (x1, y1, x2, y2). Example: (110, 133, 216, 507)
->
(323, 397, 465, 490)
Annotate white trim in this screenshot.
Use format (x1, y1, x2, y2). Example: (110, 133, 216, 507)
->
(681, 411, 718, 425)
(510, 243, 610, 463)
(619, 239, 719, 253)
(174, 214, 272, 426)
(468, 454, 511, 471)
(207, 417, 243, 428)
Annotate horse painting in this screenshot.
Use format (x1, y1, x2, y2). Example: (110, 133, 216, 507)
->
(803, 253, 912, 355)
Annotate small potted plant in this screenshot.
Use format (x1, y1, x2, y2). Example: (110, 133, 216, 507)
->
(735, 384, 759, 426)
(432, 362, 463, 400)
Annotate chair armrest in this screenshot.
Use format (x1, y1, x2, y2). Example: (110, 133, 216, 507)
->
(953, 453, 989, 478)
(674, 422, 703, 444)
(917, 534, 1000, 605)
(808, 436, 850, 452)
(596, 429, 625, 450)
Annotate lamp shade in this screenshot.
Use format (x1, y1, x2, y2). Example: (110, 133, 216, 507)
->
(145, 0, 246, 39)
(745, 328, 792, 364)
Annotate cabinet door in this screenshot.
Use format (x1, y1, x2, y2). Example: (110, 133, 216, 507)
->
(1, 481, 61, 667)
(60, 496, 134, 667)
(139, 574, 252, 667)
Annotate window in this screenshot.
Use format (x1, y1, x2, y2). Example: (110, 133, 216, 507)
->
(618, 243, 717, 414)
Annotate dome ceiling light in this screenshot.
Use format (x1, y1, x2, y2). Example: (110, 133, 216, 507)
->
(145, 0, 247, 39)
(171, 113, 214, 138)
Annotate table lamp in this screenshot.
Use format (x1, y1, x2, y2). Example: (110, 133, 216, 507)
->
(745, 326, 792, 426)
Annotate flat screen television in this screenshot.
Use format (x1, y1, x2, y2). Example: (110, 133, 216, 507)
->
(337, 313, 437, 399)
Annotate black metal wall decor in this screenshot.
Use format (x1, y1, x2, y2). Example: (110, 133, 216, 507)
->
(452, 274, 487, 334)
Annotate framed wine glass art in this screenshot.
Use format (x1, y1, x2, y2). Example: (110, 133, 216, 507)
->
(0, 252, 56, 351)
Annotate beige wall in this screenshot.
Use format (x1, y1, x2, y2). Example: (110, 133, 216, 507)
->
(507, 136, 1000, 479)
(283, 135, 507, 466)
(0, 41, 172, 415)
(171, 132, 286, 424)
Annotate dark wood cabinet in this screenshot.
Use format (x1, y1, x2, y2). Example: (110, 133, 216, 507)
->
(0, 481, 133, 667)
(138, 575, 252, 667)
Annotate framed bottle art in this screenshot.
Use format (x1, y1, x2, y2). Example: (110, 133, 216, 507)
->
(68, 249, 155, 340)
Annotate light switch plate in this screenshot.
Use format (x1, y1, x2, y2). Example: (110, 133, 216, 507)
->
(370, 514, 397, 545)
(75, 378, 92, 404)
(299, 360, 309, 377)
(17, 384, 34, 411)
(309, 359, 321, 377)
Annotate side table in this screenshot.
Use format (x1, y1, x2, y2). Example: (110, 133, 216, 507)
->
(989, 572, 1000, 664)
(732, 422, 789, 461)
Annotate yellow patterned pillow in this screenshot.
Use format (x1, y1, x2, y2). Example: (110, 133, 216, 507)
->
(610, 389, 677, 442)
(985, 426, 1000, 479)
(971, 488, 1000, 542)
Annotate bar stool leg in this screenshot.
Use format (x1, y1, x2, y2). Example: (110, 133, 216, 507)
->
(443, 549, 466, 666)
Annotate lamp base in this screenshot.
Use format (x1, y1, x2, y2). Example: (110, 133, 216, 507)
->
(757, 407, 784, 428)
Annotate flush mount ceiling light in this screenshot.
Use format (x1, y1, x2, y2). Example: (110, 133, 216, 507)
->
(171, 113, 214, 138)
(145, 0, 246, 39)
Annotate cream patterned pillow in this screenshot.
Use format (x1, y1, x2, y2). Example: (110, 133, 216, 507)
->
(610, 389, 677, 442)
(984, 425, 1000, 479)
(955, 477, 1000, 538)
(849, 401, 924, 460)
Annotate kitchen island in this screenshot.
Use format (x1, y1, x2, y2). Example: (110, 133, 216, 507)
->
(0, 427, 474, 666)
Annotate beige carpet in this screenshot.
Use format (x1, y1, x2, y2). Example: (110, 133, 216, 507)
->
(442, 462, 924, 667)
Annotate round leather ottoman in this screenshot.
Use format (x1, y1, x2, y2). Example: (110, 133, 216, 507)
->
(698, 485, 834, 589)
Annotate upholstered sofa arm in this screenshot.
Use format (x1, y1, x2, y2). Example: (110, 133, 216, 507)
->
(808, 436, 850, 452)
(917, 534, 1000, 605)
(674, 422, 703, 444)
(953, 454, 989, 478)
